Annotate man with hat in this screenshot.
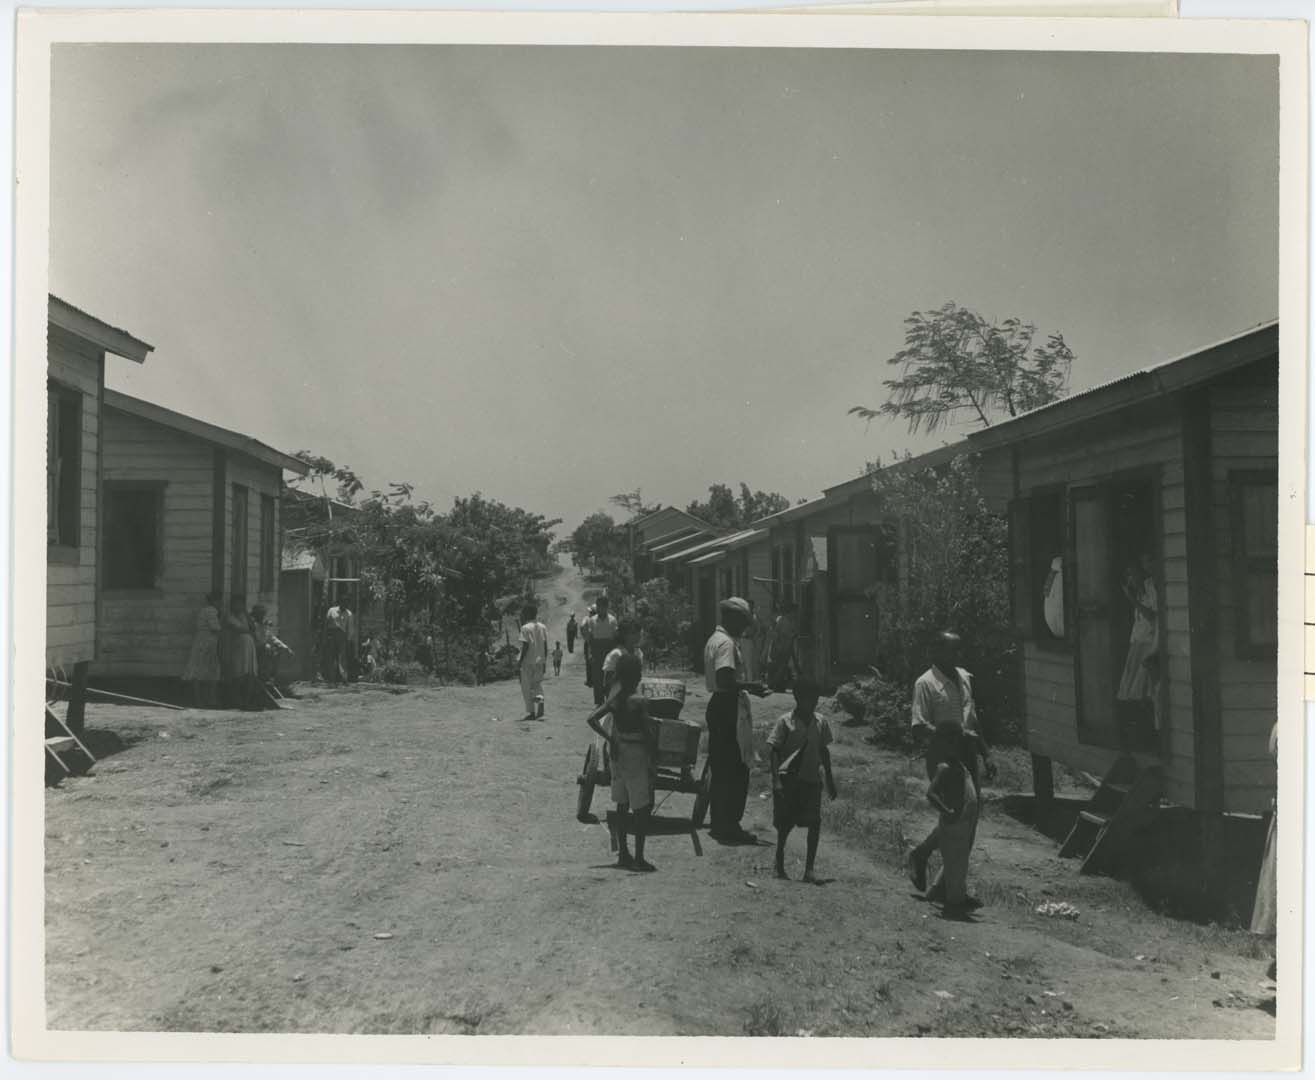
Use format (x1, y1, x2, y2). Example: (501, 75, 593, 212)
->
(703, 597, 769, 844)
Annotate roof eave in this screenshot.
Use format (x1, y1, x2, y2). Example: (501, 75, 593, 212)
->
(49, 296, 154, 363)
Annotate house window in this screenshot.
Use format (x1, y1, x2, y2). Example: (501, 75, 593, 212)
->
(1231, 471, 1278, 657)
(47, 382, 82, 553)
(104, 484, 163, 589)
(260, 493, 276, 593)
(231, 484, 249, 597)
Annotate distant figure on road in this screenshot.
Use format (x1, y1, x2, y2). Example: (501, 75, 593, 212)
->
(475, 646, 490, 686)
(552, 641, 563, 676)
(566, 613, 579, 654)
(582, 596, 619, 706)
(703, 597, 768, 844)
(519, 602, 549, 722)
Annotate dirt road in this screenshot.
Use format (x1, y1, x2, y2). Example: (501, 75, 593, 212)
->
(45, 666, 1276, 1037)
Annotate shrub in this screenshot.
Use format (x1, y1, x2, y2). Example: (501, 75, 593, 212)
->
(833, 672, 913, 752)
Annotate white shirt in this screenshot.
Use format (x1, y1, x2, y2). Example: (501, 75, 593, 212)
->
(326, 606, 349, 631)
(704, 626, 745, 693)
(602, 646, 644, 675)
(519, 621, 548, 667)
(583, 612, 618, 646)
(911, 665, 979, 734)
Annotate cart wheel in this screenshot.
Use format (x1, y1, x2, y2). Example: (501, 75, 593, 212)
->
(576, 745, 598, 822)
(690, 760, 712, 829)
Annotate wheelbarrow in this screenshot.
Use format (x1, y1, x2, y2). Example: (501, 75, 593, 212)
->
(575, 677, 711, 850)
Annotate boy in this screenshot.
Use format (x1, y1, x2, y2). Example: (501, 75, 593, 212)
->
(585, 653, 658, 872)
(552, 641, 564, 676)
(767, 678, 837, 883)
(518, 603, 549, 721)
(601, 620, 644, 700)
(924, 722, 980, 915)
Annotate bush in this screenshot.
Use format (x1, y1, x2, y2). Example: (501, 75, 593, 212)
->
(833, 672, 914, 752)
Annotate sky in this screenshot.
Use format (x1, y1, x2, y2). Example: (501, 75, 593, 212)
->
(50, 45, 1278, 534)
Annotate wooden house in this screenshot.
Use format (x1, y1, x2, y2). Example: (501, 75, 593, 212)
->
(46, 297, 154, 711)
(96, 390, 309, 680)
(626, 506, 716, 583)
(964, 322, 1279, 815)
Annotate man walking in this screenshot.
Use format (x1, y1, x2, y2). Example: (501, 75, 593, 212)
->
(518, 602, 549, 722)
(704, 597, 768, 844)
(566, 612, 579, 654)
(906, 631, 994, 899)
(323, 596, 350, 685)
(582, 595, 619, 706)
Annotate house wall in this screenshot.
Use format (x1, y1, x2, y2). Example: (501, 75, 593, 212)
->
(46, 329, 103, 671)
(1208, 361, 1279, 813)
(98, 410, 286, 678)
(1005, 401, 1196, 807)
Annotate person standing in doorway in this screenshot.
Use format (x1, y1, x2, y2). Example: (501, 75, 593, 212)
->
(223, 595, 260, 710)
(518, 601, 549, 722)
(583, 596, 619, 707)
(765, 602, 799, 692)
(566, 612, 579, 654)
(323, 595, 350, 685)
(906, 631, 994, 900)
(704, 597, 768, 844)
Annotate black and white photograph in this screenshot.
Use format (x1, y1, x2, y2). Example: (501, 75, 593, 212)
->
(13, 10, 1305, 1067)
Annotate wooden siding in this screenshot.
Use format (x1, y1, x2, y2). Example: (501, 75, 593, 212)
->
(98, 409, 287, 678)
(1208, 367, 1278, 813)
(46, 332, 102, 669)
(1010, 407, 1197, 807)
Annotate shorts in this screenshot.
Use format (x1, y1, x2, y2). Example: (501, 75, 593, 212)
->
(611, 738, 654, 812)
(773, 777, 822, 829)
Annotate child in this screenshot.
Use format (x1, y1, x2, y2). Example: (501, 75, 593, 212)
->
(585, 652, 658, 872)
(601, 621, 644, 700)
(552, 641, 564, 676)
(925, 722, 981, 915)
(767, 678, 837, 883)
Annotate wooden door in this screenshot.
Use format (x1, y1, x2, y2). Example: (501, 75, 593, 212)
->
(829, 527, 880, 672)
(1070, 485, 1118, 747)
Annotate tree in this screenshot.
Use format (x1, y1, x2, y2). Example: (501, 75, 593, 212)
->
(610, 490, 661, 518)
(567, 512, 629, 574)
(686, 482, 792, 531)
(849, 302, 1074, 434)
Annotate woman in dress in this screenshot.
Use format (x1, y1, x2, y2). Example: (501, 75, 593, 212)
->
(223, 595, 260, 711)
(182, 592, 223, 708)
(1116, 553, 1161, 733)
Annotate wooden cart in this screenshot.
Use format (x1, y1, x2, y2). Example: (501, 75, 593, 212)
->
(575, 677, 711, 846)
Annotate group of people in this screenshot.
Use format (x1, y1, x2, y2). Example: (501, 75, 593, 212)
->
(182, 592, 292, 710)
(580, 594, 991, 909)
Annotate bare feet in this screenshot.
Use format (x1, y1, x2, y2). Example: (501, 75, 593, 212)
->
(633, 858, 657, 873)
(774, 865, 789, 881)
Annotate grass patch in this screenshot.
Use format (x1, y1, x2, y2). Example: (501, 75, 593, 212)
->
(744, 997, 791, 1037)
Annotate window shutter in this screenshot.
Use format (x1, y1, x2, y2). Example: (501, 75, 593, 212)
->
(1008, 497, 1033, 639)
